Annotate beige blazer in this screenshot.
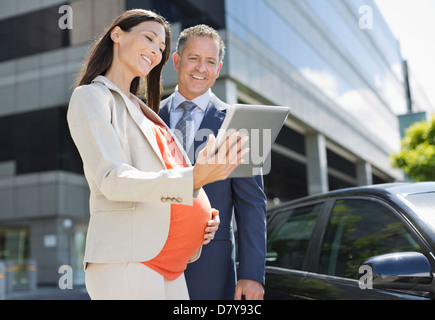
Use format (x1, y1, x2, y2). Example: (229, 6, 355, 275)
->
(67, 75, 199, 264)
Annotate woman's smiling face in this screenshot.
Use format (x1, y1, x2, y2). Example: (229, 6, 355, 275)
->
(112, 20, 166, 78)
(173, 35, 223, 100)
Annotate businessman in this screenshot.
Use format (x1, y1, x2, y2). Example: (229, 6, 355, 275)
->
(159, 24, 267, 300)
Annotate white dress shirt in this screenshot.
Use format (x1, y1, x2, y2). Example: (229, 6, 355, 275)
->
(169, 87, 211, 138)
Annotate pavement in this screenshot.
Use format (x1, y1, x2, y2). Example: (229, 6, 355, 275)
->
(5, 285, 90, 300)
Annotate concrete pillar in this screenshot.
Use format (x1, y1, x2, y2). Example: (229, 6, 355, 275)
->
(0, 261, 5, 300)
(5, 260, 14, 294)
(27, 259, 37, 292)
(357, 161, 373, 186)
(306, 133, 329, 195)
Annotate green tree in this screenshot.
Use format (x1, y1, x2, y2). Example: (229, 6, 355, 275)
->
(391, 115, 435, 181)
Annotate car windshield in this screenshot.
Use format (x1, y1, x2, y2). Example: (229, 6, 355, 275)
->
(401, 192, 435, 231)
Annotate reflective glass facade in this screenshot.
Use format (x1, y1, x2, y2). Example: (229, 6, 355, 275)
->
(225, 0, 407, 153)
(0, 4, 70, 62)
(127, 0, 226, 29)
(1, 0, 434, 287)
(0, 107, 82, 175)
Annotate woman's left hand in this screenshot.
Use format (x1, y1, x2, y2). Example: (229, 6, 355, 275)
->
(203, 210, 220, 244)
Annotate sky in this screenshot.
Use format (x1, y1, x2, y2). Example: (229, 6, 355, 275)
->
(375, 0, 435, 112)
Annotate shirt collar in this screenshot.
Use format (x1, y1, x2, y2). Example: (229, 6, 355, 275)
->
(172, 87, 211, 112)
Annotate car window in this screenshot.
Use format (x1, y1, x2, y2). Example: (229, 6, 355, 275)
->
(319, 198, 423, 279)
(266, 202, 324, 270)
(401, 192, 435, 232)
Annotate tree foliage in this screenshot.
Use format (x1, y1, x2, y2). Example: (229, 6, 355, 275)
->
(391, 115, 435, 181)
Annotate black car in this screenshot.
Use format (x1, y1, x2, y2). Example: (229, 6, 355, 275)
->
(264, 182, 435, 300)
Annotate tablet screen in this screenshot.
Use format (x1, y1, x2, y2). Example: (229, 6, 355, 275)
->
(213, 104, 290, 177)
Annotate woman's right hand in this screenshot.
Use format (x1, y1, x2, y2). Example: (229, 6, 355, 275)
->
(193, 132, 249, 189)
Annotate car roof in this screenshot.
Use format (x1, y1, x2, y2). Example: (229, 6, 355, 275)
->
(270, 182, 435, 211)
(325, 182, 435, 197)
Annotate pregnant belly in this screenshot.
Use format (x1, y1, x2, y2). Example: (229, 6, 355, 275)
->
(142, 188, 214, 280)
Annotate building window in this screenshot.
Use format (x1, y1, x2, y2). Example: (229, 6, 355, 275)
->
(0, 227, 30, 288)
(0, 3, 70, 62)
(126, 0, 226, 30)
(0, 107, 83, 174)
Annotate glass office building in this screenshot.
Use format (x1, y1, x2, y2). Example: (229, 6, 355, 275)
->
(0, 0, 433, 286)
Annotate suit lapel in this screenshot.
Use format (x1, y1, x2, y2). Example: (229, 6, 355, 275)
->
(93, 76, 182, 168)
(193, 95, 228, 164)
(157, 95, 193, 164)
(133, 95, 193, 166)
(158, 96, 171, 127)
(159, 93, 228, 164)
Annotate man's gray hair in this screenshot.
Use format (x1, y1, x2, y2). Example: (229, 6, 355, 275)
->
(176, 24, 226, 63)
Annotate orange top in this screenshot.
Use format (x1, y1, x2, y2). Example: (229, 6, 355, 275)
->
(142, 120, 216, 280)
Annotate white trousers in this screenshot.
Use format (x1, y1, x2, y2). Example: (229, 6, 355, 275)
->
(85, 262, 190, 300)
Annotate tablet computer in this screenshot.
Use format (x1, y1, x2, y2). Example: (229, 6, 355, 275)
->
(214, 104, 291, 177)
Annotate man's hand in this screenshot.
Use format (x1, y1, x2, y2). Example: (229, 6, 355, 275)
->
(234, 279, 264, 300)
(203, 209, 219, 245)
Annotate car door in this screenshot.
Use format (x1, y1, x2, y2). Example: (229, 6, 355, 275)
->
(264, 200, 326, 299)
(298, 196, 430, 300)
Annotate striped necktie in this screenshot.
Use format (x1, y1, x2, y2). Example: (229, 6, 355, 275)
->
(174, 101, 196, 151)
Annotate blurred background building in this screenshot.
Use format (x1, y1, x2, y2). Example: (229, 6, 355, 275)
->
(0, 0, 434, 287)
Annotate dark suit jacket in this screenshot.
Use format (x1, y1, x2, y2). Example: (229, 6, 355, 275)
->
(159, 93, 267, 300)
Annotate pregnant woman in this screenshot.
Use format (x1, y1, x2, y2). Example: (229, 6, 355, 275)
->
(67, 9, 247, 300)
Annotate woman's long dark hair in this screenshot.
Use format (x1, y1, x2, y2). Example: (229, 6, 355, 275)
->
(75, 9, 171, 113)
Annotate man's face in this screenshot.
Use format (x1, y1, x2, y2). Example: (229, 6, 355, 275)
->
(174, 36, 223, 100)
